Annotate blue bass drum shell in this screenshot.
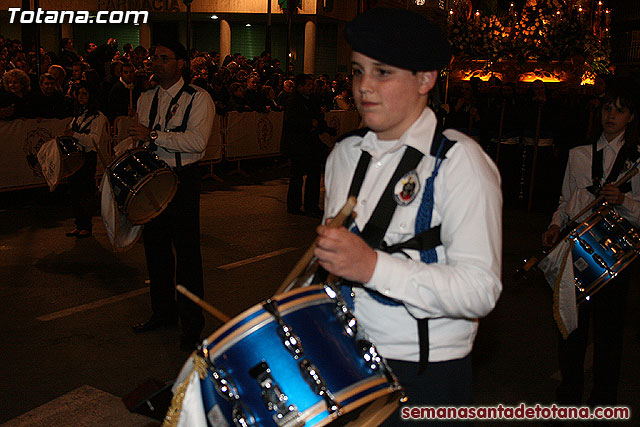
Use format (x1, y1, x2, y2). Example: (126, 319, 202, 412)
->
(200, 285, 403, 427)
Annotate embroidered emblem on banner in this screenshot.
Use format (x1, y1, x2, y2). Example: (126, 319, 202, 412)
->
(257, 117, 273, 151)
(393, 170, 420, 206)
(24, 127, 56, 177)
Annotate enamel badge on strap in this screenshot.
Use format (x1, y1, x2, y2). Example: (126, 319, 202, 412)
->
(393, 170, 420, 206)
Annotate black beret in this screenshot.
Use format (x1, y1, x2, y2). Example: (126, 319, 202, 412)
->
(345, 8, 451, 71)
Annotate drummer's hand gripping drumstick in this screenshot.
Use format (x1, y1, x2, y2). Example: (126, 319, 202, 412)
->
(275, 196, 357, 296)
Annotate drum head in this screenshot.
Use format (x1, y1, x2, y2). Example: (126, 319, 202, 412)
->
(60, 153, 84, 178)
(124, 169, 178, 224)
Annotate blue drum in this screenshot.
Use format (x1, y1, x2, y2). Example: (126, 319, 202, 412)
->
(107, 148, 178, 225)
(569, 205, 640, 304)
(199, 285, 403, 427)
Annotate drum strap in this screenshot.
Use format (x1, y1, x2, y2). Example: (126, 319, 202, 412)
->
(148, 83, 190, 131)
(171, 91, 197, 170)
(148, 83, 197, 170)
(71, 112, 98, 135)
(590, 140, 636, 195)
(342, 131, 455, 372)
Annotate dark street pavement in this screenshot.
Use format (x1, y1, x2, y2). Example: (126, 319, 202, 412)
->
(1, 159, 638, 426)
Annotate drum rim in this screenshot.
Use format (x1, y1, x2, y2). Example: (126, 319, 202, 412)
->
(204, 286, 327, 346)
(107, 147, 161, 170)
(204, 287, 330, 357)
(301, 378, 402, 427)
(123, 169, 178, 225)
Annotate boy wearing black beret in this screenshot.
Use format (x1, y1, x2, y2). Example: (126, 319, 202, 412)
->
(313, 8, 503, 424)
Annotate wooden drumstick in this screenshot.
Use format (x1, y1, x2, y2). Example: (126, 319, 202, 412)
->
(275, 196, 357, 296)
(177, 285, 232, 323)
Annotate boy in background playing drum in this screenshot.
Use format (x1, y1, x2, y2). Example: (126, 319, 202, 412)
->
(542, 78, 640, 408)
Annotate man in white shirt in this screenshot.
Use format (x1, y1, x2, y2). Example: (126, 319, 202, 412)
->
(542, 79, 639, 408)
(313, 8, 502, 424)
(128, 41, 215, 352)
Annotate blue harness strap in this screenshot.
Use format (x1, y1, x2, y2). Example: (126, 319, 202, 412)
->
(342, 134, 454, 306)
(340, 131, 456, 372)
(416, 141, 446, 264)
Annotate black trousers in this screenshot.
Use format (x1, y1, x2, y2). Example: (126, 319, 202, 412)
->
(556, 269, 631, 406)
(287, 155, 321, 212)
(142, 163, 204, 339)
(68, 151, 97, 231)
(380, 355, 473, 426)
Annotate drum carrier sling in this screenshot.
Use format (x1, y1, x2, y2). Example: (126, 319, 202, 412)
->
(147, 82, 198, 170)
(587, 138, 637, 196)
(338, 127, 456, 372)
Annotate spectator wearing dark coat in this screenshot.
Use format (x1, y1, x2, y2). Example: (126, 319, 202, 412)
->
(58, 38, 81, 74)
(31, 73, 71, 118)
(227, 82, 252, 112)
(0, 68, 33, 119)
(107, 62, 140, 122)
(282, 74, 334, 217)
(85, 38, 118, 79)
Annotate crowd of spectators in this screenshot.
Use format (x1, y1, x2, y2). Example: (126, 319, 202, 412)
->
(0, 34, 357, 125)
(0, 32, 620, 209)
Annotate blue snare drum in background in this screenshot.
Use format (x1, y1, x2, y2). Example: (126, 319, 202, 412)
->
(569, 205, 640, 304)
(199, 285, 403, 427)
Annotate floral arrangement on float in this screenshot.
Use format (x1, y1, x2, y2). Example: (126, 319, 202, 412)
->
(446, 0, 611, 84)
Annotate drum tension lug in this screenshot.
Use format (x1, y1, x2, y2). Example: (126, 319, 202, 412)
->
(299, 359, 342, 415)
(263, 299, 305, 359)
(324, 284, 357, 337)
(250, 361, 304, 427)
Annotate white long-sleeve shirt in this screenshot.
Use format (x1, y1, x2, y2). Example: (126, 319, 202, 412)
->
(136, 78, 215, 167)
(550, 133, 640, 229)
(323, 108, 503, 362)
(70, 110, 108, 153)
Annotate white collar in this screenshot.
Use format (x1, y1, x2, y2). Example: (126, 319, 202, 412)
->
(360, 107, 436, 160)
(159, 77, 185, 98)
(597, 132, 625, 152)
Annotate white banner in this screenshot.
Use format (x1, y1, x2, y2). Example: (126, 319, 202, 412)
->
(202, 116, 224, 163)
(0, 117, 113, 191)
(1, 118, 71, 190)
(2, 112, 361, 190)
(322, 110, 362, 150)
(225, 111, 284, 160)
